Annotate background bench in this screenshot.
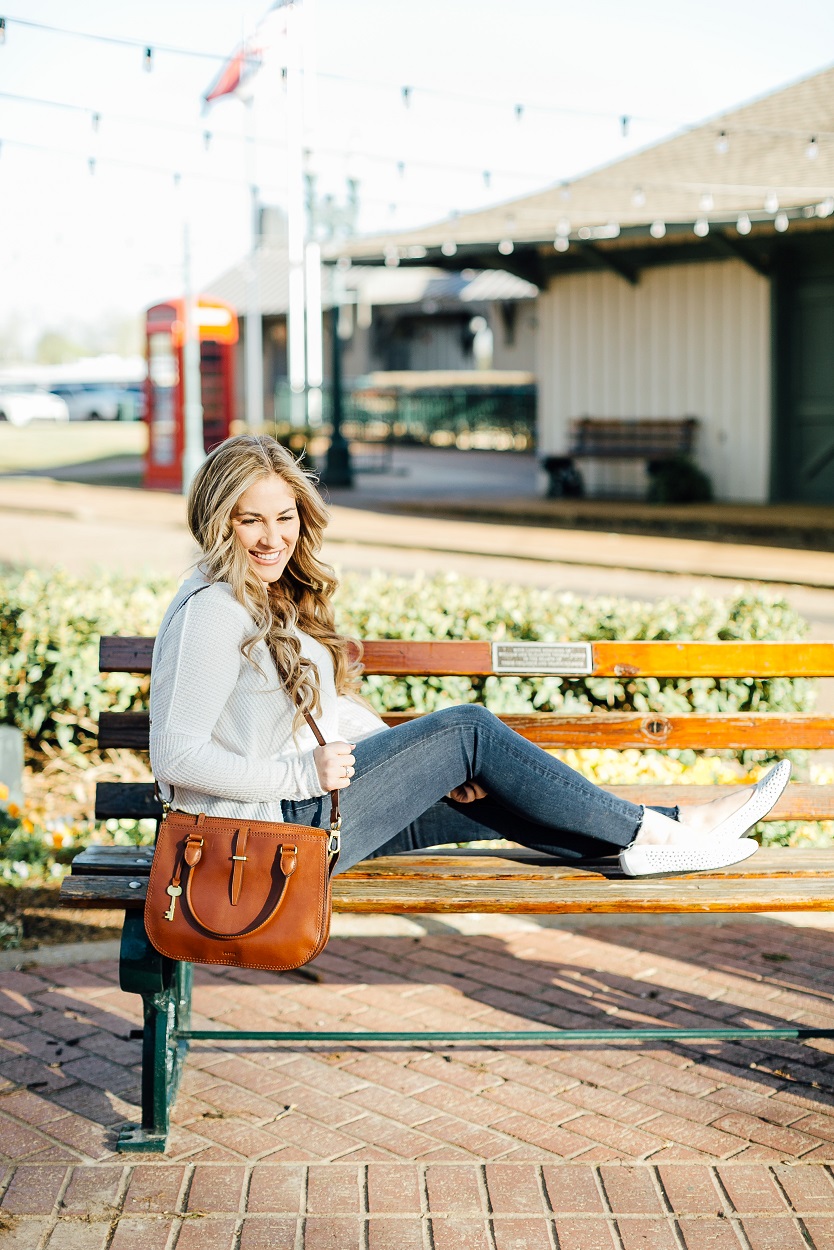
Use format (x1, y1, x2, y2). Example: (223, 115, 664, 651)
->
(543, 416, 698, 497)
(60, 635, 834, 1151)
(569, 416, 698, 460)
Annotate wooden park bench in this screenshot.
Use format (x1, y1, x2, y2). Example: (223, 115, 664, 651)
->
(60, 635, 834, 1152)
(568, 416, 698, 462)
(543, 417, 698, 496)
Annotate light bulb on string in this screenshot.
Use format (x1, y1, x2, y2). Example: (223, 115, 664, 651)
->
(764, 190, 779, 213)
(816, 197, 834, 218)
(0, 18, 5, 45)
(806, 136, 819, 161)
(144, 46, 153, 72)
(384, 245, 399, 267)
(620, 115, 630, 138)
(173, 171, 181, 189)
(514, 103, 524, 122)
(774, 211, 789, 233)
(554, 236, 569, 253)
(699, 192, 714, 212)
(401, 85, 411, 108)
(715, 130, 729, 155)
(91, 112, 100, 133)
(555, 217, 570, 238)
(441, 241, 457, 257)
(482, 170, 491, 188)
(498, 239, 514, 255)
(736, 213, 752, 235)
(203, 130, 212, 151)
(396, 160, 405, 178)
(649, 220, 666, 239)
(694, 218, 709, 237)
(631, 186, 646, 208)
(88, 157, 96, 175)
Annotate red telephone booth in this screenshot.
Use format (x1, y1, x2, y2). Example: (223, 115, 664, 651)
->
(143, 298, 239, 491)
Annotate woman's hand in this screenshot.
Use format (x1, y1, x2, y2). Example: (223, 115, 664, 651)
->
(314, 741, 356, 790)
(447, 782, 488, 804)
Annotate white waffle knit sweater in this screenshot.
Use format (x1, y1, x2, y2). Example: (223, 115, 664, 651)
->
(149, 571, 388, 819)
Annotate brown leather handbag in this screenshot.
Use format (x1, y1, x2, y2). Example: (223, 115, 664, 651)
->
(144, 712, 341, 972)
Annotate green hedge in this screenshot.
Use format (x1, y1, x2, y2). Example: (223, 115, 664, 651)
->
(0, 566, 823, 884)
(341, 571, 813, 725)
(0, 566, 814, 755)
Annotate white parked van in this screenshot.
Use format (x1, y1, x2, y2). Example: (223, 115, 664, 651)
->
(0, 384, 70, 426)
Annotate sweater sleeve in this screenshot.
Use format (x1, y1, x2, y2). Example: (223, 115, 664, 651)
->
(150, 588, 326, 803)
(336, 694, 390, 743)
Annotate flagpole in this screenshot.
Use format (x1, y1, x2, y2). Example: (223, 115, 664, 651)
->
(285, 0, 307, 428)
(244, 97, 264, 430)
(302, 0, 323, 426)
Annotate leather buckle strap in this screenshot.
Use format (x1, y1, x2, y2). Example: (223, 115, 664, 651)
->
(230, 827, 249, 906)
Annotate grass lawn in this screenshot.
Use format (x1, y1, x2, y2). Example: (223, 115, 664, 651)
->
(0, 422, 147, 473)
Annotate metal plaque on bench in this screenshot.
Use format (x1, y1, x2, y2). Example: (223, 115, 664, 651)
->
(491, 642, 593, 675)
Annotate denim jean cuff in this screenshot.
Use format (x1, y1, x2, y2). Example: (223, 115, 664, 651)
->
(626, 803, 681, 849)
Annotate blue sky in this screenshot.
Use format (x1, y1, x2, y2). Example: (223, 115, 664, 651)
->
(2, 0, 834, 348)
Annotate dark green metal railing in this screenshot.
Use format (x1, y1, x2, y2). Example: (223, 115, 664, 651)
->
(180, 1027, 834, 1043)
(272, 380, 537, 451)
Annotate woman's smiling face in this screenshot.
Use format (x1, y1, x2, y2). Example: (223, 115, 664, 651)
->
(231, 473, 301, 584)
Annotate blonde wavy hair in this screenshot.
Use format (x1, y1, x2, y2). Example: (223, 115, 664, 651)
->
(187, 433, 362, 729)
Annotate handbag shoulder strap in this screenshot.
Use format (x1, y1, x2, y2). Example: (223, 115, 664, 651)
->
(302, 711, 341, 838)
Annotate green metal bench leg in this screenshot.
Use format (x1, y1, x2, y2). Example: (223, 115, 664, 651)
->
(117, 911, 191, 1153)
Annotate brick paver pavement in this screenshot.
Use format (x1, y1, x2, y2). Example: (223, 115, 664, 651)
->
(5, 916, 834, 1245)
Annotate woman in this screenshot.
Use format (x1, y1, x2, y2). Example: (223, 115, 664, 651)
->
(150, 434, 790, 879)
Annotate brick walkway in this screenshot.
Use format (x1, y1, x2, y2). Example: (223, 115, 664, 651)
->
(4, 1159, 834, 1248)
(5, 915, 834, 1246)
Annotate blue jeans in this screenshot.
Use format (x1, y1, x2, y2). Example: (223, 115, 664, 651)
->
(282, 704, 678, 873)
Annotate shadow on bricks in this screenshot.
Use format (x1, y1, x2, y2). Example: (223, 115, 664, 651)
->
(2, 918, 834, 1164)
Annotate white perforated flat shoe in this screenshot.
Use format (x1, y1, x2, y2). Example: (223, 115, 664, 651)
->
(705, 760, 791, 841)
(619, 836, 759, 878)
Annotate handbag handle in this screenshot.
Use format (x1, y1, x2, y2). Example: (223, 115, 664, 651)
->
(183, 835, 299, 940)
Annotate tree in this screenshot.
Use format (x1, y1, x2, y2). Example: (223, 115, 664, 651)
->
(35, 331, 85, 365)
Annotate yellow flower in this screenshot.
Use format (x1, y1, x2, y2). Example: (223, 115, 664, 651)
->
(6, 803, 21, 820)
(22, 819, 34, 834)
(0, 783, 8, 801)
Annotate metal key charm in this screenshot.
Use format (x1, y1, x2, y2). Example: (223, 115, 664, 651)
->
(164, 884, 182, 921)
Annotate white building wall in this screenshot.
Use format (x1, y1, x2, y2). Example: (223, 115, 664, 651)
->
(536, 259, 771, 502)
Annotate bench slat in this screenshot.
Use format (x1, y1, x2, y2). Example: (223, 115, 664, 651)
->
(96, 783, 162, 820)
(59, 848, 834, 914)
(99, 637, 834, 679)
(93, 780, 834, 824)
(98, 710, 834, 752)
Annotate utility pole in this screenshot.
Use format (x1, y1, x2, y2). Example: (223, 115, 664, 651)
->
(181, 220, 205, 493)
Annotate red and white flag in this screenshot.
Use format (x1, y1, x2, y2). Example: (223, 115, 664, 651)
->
(203, 0, 295, 106)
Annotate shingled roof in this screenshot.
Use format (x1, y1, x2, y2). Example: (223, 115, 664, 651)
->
(332, 62, 834, 262)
